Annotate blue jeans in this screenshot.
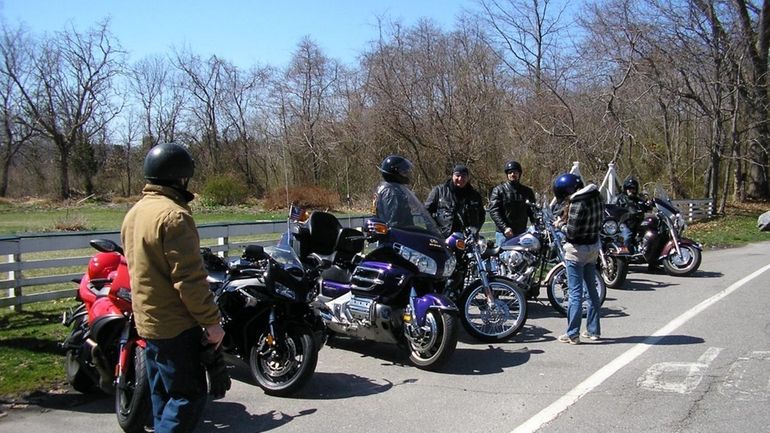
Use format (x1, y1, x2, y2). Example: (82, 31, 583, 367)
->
(620, 224, 635, 252)
(495, 232, 506, 247)
(565, 260, 601, 338)
(145, 326, 207, 433)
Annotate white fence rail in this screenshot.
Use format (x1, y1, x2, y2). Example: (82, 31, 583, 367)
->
(1, 216, 370, 309)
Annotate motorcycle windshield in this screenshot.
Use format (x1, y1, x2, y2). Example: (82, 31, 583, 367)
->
(264, 244, 304, 277)
(379, 181, 441, 235)
(647, 183, 680, 215)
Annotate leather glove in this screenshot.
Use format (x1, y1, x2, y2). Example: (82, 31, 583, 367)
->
(201, 344, 231, 399)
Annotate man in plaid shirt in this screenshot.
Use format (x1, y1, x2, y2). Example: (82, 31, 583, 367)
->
(552, 173, 603, 344)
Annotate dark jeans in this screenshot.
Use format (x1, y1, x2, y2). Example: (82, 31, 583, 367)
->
(145, 326, 207, 433)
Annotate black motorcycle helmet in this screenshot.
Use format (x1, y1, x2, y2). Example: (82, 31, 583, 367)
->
(623, 177, 639, 193)
(504, 160, 523, 174)
(379, 155, 413, 184)
(143, 142, 195, 188)
(552, 173, 584, 201)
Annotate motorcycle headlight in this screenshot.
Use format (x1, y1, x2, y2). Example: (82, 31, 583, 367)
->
(443, 255, 456, 277)
(394, 243, 438, 275)
(274, 281, 297, 300)
(477, 237, 487, 254)
(602, 220, 619, 235)
(675, 214, 687, 232)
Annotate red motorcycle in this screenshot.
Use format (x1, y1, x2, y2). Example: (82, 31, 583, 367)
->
(61, 239, 151, 433)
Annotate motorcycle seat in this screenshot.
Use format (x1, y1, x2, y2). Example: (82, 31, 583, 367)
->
(321, 265, 353, 284)
(304, 211, 342, 256)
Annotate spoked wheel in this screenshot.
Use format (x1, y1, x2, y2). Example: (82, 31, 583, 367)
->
(663, 244, 702, 276)
(459, 277, 528, 342)
(546, 263, 607, 317)
(115, 345, 152, 433)
(250, 325, 318, 397)
(407, 310, 458, 371)
(601, 255, 628, 289)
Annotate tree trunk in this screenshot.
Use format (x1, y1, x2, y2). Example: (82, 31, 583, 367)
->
(746, 140, 769, 198)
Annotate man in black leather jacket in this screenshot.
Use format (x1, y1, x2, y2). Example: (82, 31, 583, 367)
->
(615, 177, 651, 253)
(424, 164, 486, 237)
(488, 160, 536, 246)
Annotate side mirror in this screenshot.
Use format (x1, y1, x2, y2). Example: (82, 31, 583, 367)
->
(90, 239, 123, 255)
(243, 245, 266, 261)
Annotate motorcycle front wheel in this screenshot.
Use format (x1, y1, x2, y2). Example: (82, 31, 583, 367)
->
(601, 255, 628, 289)
(115, 345, 152, 433)
(250, 324, 318, 397)
(407, 310, 458, 371)
(546, 263, 607, 317)
(459, 277, 527, 342)
(663, 244, 702, 276)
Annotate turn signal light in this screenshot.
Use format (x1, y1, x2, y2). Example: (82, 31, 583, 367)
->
(372, 222, 389, 235)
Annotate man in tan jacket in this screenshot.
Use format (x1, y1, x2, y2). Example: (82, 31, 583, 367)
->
(121, 142, 226, 433)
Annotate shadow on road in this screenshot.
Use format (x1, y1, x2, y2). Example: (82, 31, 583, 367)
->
(615, 277, 673, 291)
(293, 372, 399, 400)
(579, 334, 705, 346)
(441, 344, 543, 375)
(199, 405, 316, 433)
(26, 389, 113, 414)
(688, 270, 723, 278)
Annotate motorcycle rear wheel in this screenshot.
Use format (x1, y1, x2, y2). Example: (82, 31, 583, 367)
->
(250, 325, 318, 397)
(65, 316, 97, 393)
(459, 277, 527, 342)
(408, 310, 458, 371)
(546, 263, 607, 317)
(601, 255, 628, 289)
(115, 345, 152, 433)
(65, 349, 96, 393)
(663, 245, 701, 276)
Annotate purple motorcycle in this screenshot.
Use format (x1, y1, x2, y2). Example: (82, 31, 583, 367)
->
(292, 210, 459, 371)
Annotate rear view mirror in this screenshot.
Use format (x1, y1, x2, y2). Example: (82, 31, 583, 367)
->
(90, 239, 123, 255)
(243, 245, 266, 261)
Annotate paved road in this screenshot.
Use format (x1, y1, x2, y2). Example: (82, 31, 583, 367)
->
(2, 241, 769, 433)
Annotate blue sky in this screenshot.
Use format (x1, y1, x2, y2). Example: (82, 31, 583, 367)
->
(0, 0, 473, 68)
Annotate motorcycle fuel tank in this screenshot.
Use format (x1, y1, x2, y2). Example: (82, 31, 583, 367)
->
(501, 232, 540, 252)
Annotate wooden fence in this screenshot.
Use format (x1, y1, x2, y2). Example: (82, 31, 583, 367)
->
(0, 216, 369, 310)
(672, 199, 714, 222)
(1, 198, 714, 310)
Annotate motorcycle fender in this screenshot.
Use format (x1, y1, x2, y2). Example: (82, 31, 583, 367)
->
(91, 313, 127, 347)
(544, 262, 565, 284)
(413, 293, 458, 326)
(116, 339, 134, 378)
(62, 303, 88, 327)
(658, 238, 702, 260)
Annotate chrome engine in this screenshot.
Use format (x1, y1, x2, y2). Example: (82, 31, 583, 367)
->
(314, 292, 399, 344)
(497, 249, 538, 286)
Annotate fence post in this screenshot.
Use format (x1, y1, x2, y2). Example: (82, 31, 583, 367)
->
(218, 236, 229, 258)
(7, 252, 22, 312)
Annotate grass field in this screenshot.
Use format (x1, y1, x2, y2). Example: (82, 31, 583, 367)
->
(0, 199, 289, 235)
(0, 200, 768, 400)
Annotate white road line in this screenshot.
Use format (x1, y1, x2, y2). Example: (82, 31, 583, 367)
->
(510, 263, 770, 433)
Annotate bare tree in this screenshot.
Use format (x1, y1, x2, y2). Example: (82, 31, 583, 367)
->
(219, 61, 272, 195)
(0, 24, 35, 196)
(128, 54, 186, 146)
(173, 50, 226, 171)
(5, 20, 124, 198)
(276, 37, 340, 184)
